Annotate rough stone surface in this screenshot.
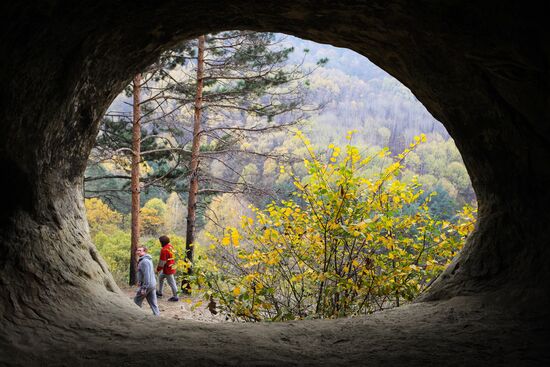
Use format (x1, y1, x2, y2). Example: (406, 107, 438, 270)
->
(0, 1, 549, 365)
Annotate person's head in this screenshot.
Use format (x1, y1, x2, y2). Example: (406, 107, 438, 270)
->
(159, 235, 170, 247)
(136, 246, 148, 257)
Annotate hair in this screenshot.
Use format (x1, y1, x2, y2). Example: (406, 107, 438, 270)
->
(159, 235, 170, 246)
(137, 246, 148, 253)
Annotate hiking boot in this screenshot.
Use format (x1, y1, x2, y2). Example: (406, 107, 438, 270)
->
(168, 296, 179, 302)
(156, 291, 163, 298)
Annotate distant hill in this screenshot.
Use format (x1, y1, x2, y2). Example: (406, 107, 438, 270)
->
(284, 35, 449, 151)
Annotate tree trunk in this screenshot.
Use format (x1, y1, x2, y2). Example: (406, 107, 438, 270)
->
(182, 35, 205, 292)
(129, 73, 141, 286)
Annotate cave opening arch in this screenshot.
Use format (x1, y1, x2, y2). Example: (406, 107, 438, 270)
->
(1, 1, 548, 365)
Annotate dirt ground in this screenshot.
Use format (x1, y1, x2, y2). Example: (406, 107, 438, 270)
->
(121, 285, 228, 323)
(2, 284, 548, 366)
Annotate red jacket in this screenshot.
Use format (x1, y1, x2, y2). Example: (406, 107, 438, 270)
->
(156, 243, 176, 275)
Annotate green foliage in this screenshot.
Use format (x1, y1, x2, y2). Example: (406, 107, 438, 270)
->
(144, 197, 167, 216)
(85, 198, 131, 282)
(140, 198, 167, 235)
(85, 197, 185, 284)
(193, 133, 476, 321)
(93, 230, 131, 283)
(85, 114, 184, 212)
(84, 164, 132, 213)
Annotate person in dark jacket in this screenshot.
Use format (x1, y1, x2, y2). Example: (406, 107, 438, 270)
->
(134, 246, 160, 316)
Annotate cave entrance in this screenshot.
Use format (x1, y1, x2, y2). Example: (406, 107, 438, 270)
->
(84, 31, 477, 321)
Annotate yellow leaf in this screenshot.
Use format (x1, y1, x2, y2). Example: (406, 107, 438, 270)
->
(233, 287, 241, 296)
(231, 229, 240, 247)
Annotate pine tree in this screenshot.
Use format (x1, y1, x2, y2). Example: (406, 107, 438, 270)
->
(129, 73, 141, 286)
(142, 31, 325, 290)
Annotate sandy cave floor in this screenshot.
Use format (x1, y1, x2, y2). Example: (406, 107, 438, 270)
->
(1, 287, 549, 366)
(121, 285, 228, 323)
(113, 286, 550, 366)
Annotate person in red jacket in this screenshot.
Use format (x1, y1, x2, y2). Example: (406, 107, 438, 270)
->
(156, 235, 179, 301)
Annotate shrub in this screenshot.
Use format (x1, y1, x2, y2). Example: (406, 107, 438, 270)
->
(196, 132, 475, 321)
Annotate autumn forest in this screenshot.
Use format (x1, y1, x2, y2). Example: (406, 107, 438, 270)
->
(84, 31, 477, 321)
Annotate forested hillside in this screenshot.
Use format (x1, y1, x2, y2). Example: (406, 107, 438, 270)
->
(287, 36, 448, 147)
